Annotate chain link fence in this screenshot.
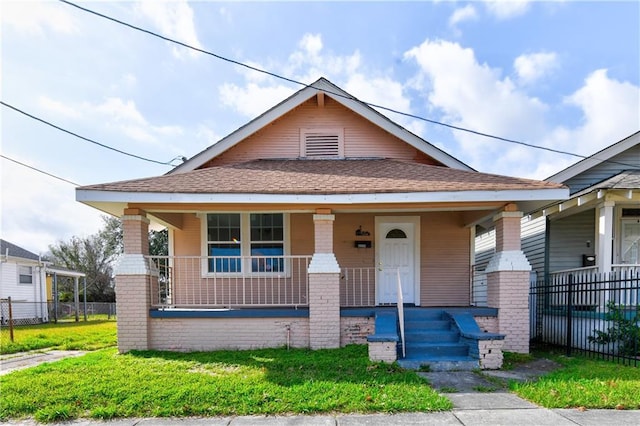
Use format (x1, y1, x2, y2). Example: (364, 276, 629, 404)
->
(1, 299, 116, 327)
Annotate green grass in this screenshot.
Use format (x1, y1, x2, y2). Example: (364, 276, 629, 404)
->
(0, 345, 451, 422)
(512, 353, 640, 409)
(0, 320, 116, 354)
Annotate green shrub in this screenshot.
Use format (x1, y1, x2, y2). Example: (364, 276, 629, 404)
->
(588, 301, 639, 356)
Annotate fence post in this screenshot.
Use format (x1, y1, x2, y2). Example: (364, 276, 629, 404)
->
(566, 274, 573, 357)
(8, 296, 14, 342)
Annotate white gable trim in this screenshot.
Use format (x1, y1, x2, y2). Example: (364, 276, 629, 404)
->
(546, 131, 640, 183)
(170, 78, 473, 174)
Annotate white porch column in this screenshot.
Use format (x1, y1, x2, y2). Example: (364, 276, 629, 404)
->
(308, 210, 341, 349)
(485, 204, 531, 353)
(597, 201, 614, 273)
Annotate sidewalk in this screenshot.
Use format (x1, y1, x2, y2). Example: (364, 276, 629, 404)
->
(2, 351, 639, 425)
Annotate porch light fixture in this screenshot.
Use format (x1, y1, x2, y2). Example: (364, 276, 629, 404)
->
(355, 225, 370, 236)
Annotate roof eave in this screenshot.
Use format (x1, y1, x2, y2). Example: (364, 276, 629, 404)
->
(77, 187, 568, 207)
(546, 130, 640, 183)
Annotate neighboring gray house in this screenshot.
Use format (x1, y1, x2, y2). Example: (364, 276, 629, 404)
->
(475, 130, 640, 295)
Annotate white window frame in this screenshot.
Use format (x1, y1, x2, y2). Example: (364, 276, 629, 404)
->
(299, 128, 344, 158)
(18, 265, 33, 285)
(200, 212, 290, 277)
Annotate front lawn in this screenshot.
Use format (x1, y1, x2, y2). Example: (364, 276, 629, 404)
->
(512, 353, 640, 409)
(0, 320, 116, 354)
(0, 345, 451, 422)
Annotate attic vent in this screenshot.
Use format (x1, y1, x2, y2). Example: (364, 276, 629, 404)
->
(300, 128, 344, 158)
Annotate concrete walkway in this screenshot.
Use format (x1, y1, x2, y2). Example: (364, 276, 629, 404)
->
(2, 351, 639, 425)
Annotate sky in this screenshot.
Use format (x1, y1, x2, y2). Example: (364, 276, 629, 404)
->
(1, 0, 639, 255)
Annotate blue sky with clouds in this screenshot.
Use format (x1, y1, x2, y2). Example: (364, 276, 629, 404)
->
(1, 0, 639, 254)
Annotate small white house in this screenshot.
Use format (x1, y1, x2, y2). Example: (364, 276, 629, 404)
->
(0, 239, 48, 324)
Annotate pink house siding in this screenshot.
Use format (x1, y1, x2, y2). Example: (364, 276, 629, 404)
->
(206, 97, 441, 167)
(420, 212, 470, 306)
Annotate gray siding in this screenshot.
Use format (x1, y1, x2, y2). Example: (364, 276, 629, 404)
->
(563, 145, 640, 194)
(548, 209, 596, 272)
(474, 228, 495, 271)
(521, 216, 546, 277)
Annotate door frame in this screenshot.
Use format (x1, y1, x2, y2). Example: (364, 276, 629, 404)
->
(375, 216, 421, 306)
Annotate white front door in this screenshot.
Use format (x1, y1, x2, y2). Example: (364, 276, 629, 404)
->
(376, 217, 419, 305)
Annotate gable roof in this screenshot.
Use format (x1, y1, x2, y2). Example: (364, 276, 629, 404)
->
(546, 130, 640, 183)
(0, 239, 40, 261)
(84, 159, 562, 195)
(169, 77, 474, 174)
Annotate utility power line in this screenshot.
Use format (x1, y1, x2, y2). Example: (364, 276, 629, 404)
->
(58, 0, 640, 171)
(1, 101, 179, 167)
(1, 154, 80, 186)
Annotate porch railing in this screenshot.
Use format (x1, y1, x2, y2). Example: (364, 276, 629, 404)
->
(147, 255, 311, 309)
(341, 267, 376, 307)
(546, 265, 640, 309)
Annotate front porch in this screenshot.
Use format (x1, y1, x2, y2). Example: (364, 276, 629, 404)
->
(148, 255, 386, 309)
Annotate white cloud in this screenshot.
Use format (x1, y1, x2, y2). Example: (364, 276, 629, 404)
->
(514, 52, 558, 85)
(37, 96, 82, 119)
(38, 96, 183, 146)
(449, 5, 478, 28)
(299, 33, 323, 56)
(1, 1, 79, 35)
(484, 0, 531, 20)
(404, 38, 547, 169)
(405, 39, 639, 179)
(562, 69, 640, 154)
(344, 74, 425, 136)
(137, 0, 202, 58)
(0, 158, 103, 255)
(218, 82, 296, 118)
(218, 33, 422, 140)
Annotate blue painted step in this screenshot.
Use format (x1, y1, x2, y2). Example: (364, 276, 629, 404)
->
(398, 309, 478, 371)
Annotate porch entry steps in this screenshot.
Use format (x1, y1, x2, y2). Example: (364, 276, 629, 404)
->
(397, 308, 479, 371)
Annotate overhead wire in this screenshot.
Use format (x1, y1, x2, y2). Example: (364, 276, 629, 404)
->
(1, 101, 178, 166)
(58, 0, 640, 171)
(1, 154, 80, 186)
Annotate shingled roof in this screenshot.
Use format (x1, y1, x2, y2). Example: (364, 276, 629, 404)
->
(79, 159, 564, 195)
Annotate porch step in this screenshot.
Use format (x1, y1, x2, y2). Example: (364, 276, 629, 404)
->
(404, 330, 460, 343)
(398, 309, 477, 371)
(404, 320, 450, 330)
(405, 342, 469, 357)
(398, 357, 479, 371)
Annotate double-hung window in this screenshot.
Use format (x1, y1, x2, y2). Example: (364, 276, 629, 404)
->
(205, 213, 286, 274)
(18, 265, 33, 284)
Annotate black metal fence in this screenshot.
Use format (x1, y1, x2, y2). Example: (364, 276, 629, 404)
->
(530, 270, 639, 366)
(0, 299, 116, 327)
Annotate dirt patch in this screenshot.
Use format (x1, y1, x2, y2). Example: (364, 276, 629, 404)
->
(419, 358, 563, 394)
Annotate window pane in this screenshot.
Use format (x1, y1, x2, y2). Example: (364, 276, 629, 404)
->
(386, 229, 407, 239)
(251, 243, 284, 272)
(208, 244, 241, 272)
(19, 266, 33, 284)
(250, 214, 283, 242)
(207, 213, 241, 243)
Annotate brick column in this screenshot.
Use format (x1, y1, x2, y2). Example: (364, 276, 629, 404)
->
(485, 204, 531, 353)
(115, 208, 155, 352)
(308, 211, 341, 349)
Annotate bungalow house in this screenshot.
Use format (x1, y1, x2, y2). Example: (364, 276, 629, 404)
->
(0, 239, 48, 324)
(76, 78, 567, 369)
